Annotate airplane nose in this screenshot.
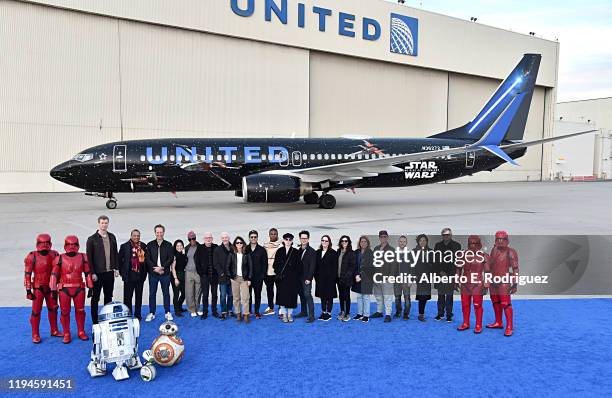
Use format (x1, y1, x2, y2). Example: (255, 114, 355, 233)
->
(50, 161, 70, 181)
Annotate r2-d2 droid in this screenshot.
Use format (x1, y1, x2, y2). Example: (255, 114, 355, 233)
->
(87, 301, 142, 381)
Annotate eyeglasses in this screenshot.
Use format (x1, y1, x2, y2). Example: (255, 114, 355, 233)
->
(249, 236, 257, 239)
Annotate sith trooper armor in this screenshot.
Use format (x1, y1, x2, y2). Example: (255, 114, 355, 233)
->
(455, 235, 489, 333)
(50, 236, 94, 344)
(24, 234, 63, 343)
(486, 231, 519, 336)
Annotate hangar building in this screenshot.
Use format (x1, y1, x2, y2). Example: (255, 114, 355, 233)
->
(0, 0, 560, 192)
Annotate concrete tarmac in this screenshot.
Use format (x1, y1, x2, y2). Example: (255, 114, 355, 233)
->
(2, 180, 611, 306)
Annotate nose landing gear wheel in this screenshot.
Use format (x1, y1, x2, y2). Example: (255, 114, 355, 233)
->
(318, 194, 336, 209)
(303, 192, 319, 205)
(106, 199, 118, 210)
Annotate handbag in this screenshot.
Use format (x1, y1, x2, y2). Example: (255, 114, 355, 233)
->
(274, 249, 292, 282)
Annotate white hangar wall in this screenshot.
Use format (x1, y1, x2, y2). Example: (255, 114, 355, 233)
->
(0, 0, 558, 192)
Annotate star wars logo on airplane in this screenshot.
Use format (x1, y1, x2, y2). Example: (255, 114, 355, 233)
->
(404, 161, 438, 179)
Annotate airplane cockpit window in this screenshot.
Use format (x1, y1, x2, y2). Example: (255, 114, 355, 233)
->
(72, 153, 93, 162)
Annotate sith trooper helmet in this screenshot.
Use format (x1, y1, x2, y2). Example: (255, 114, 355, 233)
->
(467, 235, 482, 251)
(36, 233, 52, 252)
(495, 230, 509, 248)
(64, 235, 80, 253)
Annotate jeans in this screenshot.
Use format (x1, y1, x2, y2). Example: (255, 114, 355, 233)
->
(172, 270, 187, 313)
(356, 293, 371, 317)
(299, 280, 315, 317)
(264, 275, 275, 309)
(219, 282, 233, 314)
(394, 283, 412, 315)
(437, 291, 454, 318)
(249, 279, 264, 315)
(148, 272, 171, 314)
(123, 280, 144, 319)
(373, 282, 394, 315)
(91, 271, 114, 324)
(199, 275, 218, 314)
(337, 282, 351, 315)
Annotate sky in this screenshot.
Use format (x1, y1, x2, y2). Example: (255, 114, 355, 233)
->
(387, 0, 612, 102)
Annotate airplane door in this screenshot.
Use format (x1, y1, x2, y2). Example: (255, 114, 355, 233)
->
(113, 145, 127, 173)
(291, 151, 302, 167)
(465, 146, 476, 169)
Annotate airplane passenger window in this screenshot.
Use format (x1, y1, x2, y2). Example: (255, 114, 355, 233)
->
(310, 154, 315, 160)
(302, 154, 307, 160)
(232, 155, 237, 161)
(140, 156, 145, 162)
(324, 154, 329, 160)
(357, 154, 363, 159)
(331, 154, 336, 160)
(217, 155, 222, 161)
(317, 154, 322, 160)
(261, 154, 267, 161)
(170, 156, 176, 162)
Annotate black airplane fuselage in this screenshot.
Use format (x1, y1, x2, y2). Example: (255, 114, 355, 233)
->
(51, 137, 526, 194)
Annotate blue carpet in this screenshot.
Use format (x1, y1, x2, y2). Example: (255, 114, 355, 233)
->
(2, 299, 612, 397)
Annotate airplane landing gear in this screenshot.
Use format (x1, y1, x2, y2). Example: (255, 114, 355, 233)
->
(318, 194, 336, 209)
(303, 192, 319, 205)
(85, 191, 118, 209)
(106, 198, 117, 210)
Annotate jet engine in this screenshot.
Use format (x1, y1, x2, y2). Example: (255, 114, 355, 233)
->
(241, 175, 312, 203)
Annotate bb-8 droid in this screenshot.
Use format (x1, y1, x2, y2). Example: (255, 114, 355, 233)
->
(140, 321, 184, 381)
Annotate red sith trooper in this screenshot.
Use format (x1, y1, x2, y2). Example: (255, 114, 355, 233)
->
(486, 231, 519, 336)
(50, 236, 94, 343)
(455, 235, 489, 333)
(24, 234, 63, 343)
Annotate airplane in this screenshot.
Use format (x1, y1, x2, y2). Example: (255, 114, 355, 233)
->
(51, 54, 594, 210)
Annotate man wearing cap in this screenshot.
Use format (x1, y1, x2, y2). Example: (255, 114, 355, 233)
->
(184, 231, 202, 317)
(372, 230, 396, 322)
(434, 227, 462, 322)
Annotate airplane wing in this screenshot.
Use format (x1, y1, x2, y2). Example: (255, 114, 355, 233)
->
(264, 130, 596, 183)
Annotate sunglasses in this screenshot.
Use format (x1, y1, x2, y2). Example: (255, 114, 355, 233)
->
(188, 238, 196, 241)
(340, 239, 348, 243)
(249, 236, 257, 239)
(284, 238, 293, 241)
(235, 242, 244, 245)
(321, 239, 329, 243)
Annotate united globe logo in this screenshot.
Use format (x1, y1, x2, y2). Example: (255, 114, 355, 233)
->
(390, 13, 419, 56)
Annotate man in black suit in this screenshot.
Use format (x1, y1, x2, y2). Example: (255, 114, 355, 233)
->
(246, 230, 268, 319)
(434, 227, 462, 322)
(118, 229, 147, 320)
(145, 224, 174, 322)
(196, 232, 218, 319)
(297, 230, 317, 323)
(86, 215, 119, 324)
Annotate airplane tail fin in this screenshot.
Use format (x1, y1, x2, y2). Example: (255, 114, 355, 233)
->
(430, 54, 541, 142)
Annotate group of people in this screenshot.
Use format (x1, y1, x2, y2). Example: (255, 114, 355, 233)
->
(23, 215, 520, 344)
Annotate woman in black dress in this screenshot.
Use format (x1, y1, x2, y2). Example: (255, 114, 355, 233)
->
(336, 235, 356, 321)
(315, 235, 338, 321)
(171, 239, 187, 317)
(273, 233, 301, 323)
(414, 234, 433, 321)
